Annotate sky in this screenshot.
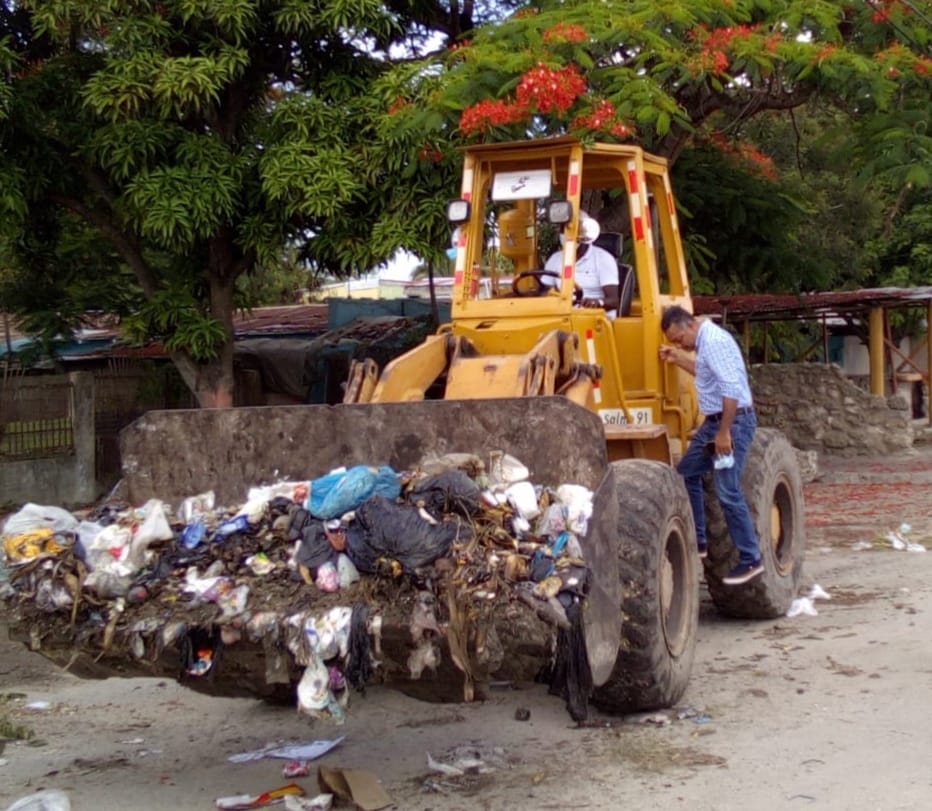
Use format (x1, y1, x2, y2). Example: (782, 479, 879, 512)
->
(379, 249, 421, 281)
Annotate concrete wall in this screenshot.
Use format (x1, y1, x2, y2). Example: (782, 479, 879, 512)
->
(751, 363, 913, 457)
(0, 372, 97, 507)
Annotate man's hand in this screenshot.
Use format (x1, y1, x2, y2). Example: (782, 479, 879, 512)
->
(714, 427, 733, 456)
(659, 344, 696, 376)
(581, 296, 605, 308)
(659, 344, 678, 363)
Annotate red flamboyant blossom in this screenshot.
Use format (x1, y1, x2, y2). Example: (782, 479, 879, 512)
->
(572, 98, 616, 130)
(543, 22, 588, 44)
(516, 63, 587, 115)
(687, 24, 760, 76)
(916, 57, 931, 75)
(571, 99, 635, 139)
(709, 132, 777, 179)
(690, 23, 758, 52)
(459, 99, 529, 135)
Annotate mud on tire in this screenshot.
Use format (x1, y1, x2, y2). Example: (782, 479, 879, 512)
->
(704, 428, 806, 618)
(592, 460, 699, 714)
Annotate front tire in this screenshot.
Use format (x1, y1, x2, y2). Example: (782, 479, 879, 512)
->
(704, 428, 806, 618)
(592, 460, 699, 714)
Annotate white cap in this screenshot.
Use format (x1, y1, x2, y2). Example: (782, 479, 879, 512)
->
(579, 213, 600, 244)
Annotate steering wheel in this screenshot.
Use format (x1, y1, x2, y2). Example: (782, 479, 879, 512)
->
(511, 270, 562, 297)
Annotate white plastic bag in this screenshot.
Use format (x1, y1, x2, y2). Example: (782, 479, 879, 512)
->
(129, 500, 174, 568)
(505, 481, 540, 521)
(6, 789, 71, 811)
(2, 504, 78, 539)
(177, 490, 215, 523)
(488, 452, 529, 487)
(556, 484, 594, 536)
(85, 525, 134, 575)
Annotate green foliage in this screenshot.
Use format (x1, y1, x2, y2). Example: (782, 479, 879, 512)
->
(673, 139, 819, 294)
(122, 284, 227, 362)
(380, 0, 929, 155)
(1, 0, 476, 401)
(866, 189, 932, 289)
(0, 208, 138, 352)
(3, 0, 931, 402)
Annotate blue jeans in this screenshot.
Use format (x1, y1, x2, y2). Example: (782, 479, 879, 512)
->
(677, 411, 761, 565)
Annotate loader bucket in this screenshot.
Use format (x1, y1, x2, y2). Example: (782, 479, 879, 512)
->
(120, 396, 622, 685)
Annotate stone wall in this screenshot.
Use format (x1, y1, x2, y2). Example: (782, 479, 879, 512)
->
(750, 363, 913, 456)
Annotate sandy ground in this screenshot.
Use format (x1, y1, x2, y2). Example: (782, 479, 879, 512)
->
(2, 442, 932, 811)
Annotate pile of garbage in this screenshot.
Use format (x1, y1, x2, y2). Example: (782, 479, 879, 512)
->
(1, 452, 596, 721)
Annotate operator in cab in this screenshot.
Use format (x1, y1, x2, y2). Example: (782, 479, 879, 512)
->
(543, 212, 620, 318)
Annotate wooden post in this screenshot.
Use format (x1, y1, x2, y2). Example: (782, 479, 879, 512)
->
(927, 301, 932, 425)
(822, 314, 829, 363)
(762, 321, 769, 364)
(742, 319, 751, 360)
(869, 307, 885, 396)
(884, 312, 896, 394)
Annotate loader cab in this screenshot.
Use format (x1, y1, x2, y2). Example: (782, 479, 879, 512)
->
(445, 138, 690, 320)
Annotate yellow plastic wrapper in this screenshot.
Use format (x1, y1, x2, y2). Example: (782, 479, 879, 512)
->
(3, 528, 68, 564)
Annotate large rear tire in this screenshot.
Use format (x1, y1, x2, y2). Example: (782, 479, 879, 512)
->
(592, 460, 699, 714)
(704, 428, 806, 618)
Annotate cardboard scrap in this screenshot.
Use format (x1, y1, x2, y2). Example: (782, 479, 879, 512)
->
(317, 766, 393, 811)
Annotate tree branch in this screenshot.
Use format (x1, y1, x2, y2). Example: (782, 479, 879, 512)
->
(47, 193, 159, 298)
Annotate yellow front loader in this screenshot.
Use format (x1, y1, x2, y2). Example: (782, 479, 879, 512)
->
(341, 136, 807, 706)
(114, 137, 804, 713)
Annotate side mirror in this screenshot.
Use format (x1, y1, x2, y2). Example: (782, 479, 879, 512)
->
(447, 199, 471, 223)
(547, 200, 573, 225)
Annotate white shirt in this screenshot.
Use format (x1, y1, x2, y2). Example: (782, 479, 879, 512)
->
(694, 319, 754, 415)
(544, 244, 619, 317)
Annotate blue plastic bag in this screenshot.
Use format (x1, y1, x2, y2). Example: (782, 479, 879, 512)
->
(308, 465, 401, 519)
(180, 518, 206, 549)
(214, 514, 250, 539)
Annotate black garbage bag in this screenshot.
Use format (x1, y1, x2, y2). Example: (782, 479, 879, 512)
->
(268, 496, 295, 518)
(287, 507, 315, 542)
(345, 602, 373, 692)
(548, 598, 593, 722)
(294, 520, 336, 570)
(345, 495, 469, 574)
(406, 469, 482, 519)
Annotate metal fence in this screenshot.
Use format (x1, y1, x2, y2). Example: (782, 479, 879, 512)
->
(0, 374, 75, 459)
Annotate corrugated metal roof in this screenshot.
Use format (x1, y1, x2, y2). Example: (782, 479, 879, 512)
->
(3, 305, 333, 362)
(693, 287, 932, 321)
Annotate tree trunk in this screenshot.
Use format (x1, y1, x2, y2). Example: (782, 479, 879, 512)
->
(427, 259, 440, 329)
(171, 271, 237, 409)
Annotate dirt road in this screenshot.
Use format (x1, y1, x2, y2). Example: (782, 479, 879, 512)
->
(2, 443, 932, 811)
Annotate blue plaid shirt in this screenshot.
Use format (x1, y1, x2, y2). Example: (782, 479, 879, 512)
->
(695, 320, 754, 415)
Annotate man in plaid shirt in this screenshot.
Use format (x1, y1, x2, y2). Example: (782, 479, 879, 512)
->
(659, 305, 763, 585)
